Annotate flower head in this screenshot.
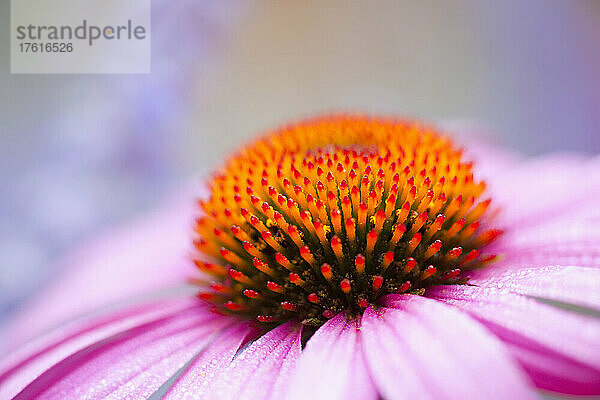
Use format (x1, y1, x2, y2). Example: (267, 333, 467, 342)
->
(2, 115, 600, 400)
(194, 116, 499, 325)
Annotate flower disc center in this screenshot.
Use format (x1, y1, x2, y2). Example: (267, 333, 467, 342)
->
(193, 116, 500, 326)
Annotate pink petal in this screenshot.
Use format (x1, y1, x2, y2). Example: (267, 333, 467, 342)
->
(446, 125, 525, 179)
(429, 285, 600, 395)
(101, 318, 235, 400)
(0, 297, 201, 399)
(484, 154, 600, 229)
(163, 322, 260, 399)
(488, 241, 600, 269)
(7, 300, 230, 400)
(201, 322, 302, 400)
(477, 155, 600, 276)
(489, 172, 600, 254)
(468, 264, 600, 310)
(4, 187, 201, 352)
(465, 153, 600, 309)
(498, 203, 600, 247)
(506, 333, 600, 396)
(287, 313, 377, 400)
(366, 295, 535, 399)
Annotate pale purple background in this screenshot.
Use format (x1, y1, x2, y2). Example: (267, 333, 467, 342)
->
(0, 0, 599, 326)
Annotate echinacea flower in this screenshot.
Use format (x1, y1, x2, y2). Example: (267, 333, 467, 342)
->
(2, 115, 600, 399)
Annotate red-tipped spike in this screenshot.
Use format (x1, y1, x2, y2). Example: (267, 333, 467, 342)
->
(475, 229, 503, 246)
(266, 281, 284, 293)
(355, 254, 366, 274)
(345, 217, 356, 243)
(374, 209, 386, 231)
(399, 281, 412, 292)
(358, 202, 368, 227)
(321, 263, 333, 280)
(397, 201, 411, 222)
(229, 268, 252, 285)
(462, 249, 480, 265)
(407, 233, 422, 254)
(277, 194, 286, 207)
(288, 225, 305, 248)
(446, 247, 463, 261)
(289, 272, 305, 286)
(391, 222, 406, 245)
(424, 240, 442, 259)
(307, 293, 320, 304)
(340, 279, 352, 294)
(300, 245, 316, 266)
(257, 315, 276, 323)
(425, 214, 446, 239)
(385, 192, 397, 216)
(421, 265, 437, 280)
(366, 230, 378, 254)
(210, 283, 233, 294)
(262, 230, 284, 252)
(331, 208, 342, 234)
(442, 269, 461, 280)
(481, 254, 498, 264)
(275, 253, 293, 270)
(220, 247, 247, 266)
(193, 260, 227, 277)
(244, 242, 263, 259)
(409, 211, 428, 236)
(447, 218, 466, 237)
(231, 225, 247, 241)
(381, 251, 394, 270)
(281, 301, 299, 312)
(225, 301, 246, 311)
(243, 289, 261, 299)
(372, 275, 384, 291)
(197, 292, 218, 302)
(403, 257, 417, 273)
(331, 235, 344, 260)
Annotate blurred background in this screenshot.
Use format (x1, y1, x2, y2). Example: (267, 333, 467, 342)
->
(1, 0, 599, 328)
